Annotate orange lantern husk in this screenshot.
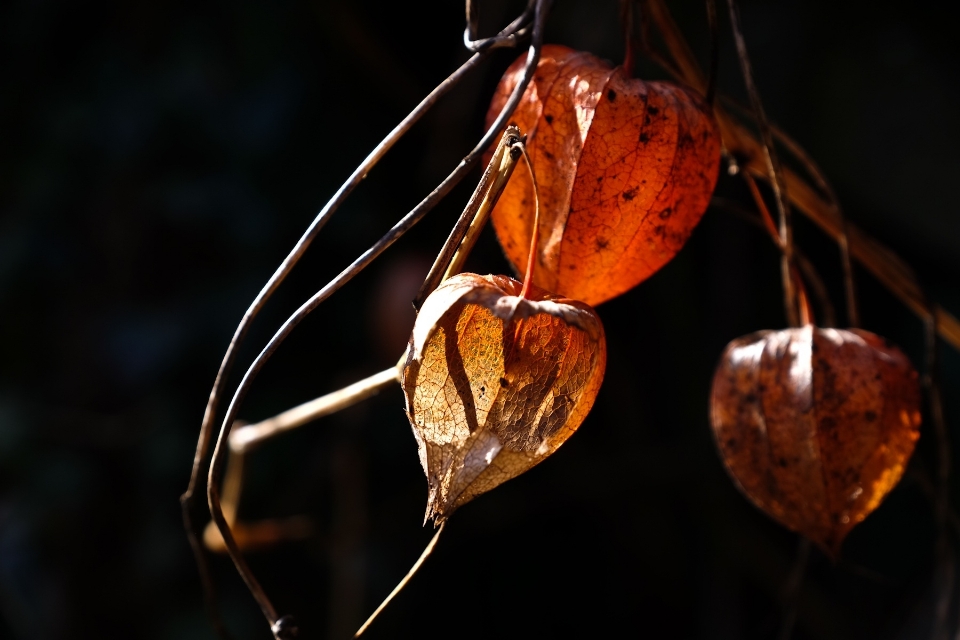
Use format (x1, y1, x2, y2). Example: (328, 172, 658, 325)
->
(402, 273, 606, 523)
(486, 45, 721, 306)
(710, 326, 922, 556)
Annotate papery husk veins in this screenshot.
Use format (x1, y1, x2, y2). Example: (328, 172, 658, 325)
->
(403, 273, 606, 524)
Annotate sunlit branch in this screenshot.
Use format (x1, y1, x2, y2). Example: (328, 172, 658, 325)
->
(204, 2, 553, 636)
(229, 367, 400, 454)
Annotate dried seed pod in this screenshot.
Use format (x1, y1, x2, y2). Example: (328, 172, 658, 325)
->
(486, 45, 721, 306)
(402, 273, 606, 523)
(710, 326, 922, 556)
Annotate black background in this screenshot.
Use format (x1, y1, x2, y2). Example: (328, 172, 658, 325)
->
(1, 1, 959, 638)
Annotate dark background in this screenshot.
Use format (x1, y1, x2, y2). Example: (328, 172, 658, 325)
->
(1, 1, 958, 638)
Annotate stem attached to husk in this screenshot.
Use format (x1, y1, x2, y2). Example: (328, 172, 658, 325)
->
(519, 146, 542, 300)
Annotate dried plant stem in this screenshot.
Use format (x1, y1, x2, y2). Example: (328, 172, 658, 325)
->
(838, 220, 860, 328)
(442, 138, 522, 283)
(201, 368, 398, 554)
(636, 0, 684, 80)
(354, 522, 448, 637)
(794, 270, 814, 326)
(739, 104, 857, 326)
(725, 0, 798, 327)
(778, 537, 811, 640)
(205, 2, 553, 635)
(464, 0, 536, 52)
(416, 127, 524, 307)
(711, 196, 835, 327)
(621, 0, 636, 77)
(704, 0, 718, 107)
(179, 32, 501, 639)
(722, 95, 860, 327)
(909, 467, 960, 640)
(741, 172, 814, 325)
(925, 311, 950, 520)
(519, 146, 542, 299)
(184, 33, 486, 504)
(201, 445, 313, 554)
(925, 310, 955, 640)
(646, 0, 960, 352)
(229, 367, 400, 454)
(795, 255, 834, 328)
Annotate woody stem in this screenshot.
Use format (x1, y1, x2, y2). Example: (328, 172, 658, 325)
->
(621, 0, 636, 77)
(519, 147, 541, 299)
(743, 172, 812, 325)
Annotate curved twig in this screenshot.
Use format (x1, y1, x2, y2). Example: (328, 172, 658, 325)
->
(645, 0, 960, 352)
(721, 95, 860, 327)
(621, 0, 636, 77)
(205, 2, 553, 635)
(354, 522, 447, 637)
(704, 0, 718, 107)
(229, 367, 401, 454)
(711, 196, 835, 327)
(636, 0, 685, 81)
(778, 537, 811, 640)
(179, 48, 491, 639)
(415, 127, 525, 308)
(518, 144, 542, 300)
(464, 0, 536, 52)
(726, 0, 797, 327)
(924, 309, 954, 639)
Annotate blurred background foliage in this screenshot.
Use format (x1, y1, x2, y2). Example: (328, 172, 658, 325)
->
(1, 0, 958, 638)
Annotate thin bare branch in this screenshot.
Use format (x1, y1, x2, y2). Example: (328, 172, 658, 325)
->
(726, 0, 797, 327)
(795, 256, 835, 328)
(722, 95, 860, 327)
(636, 0, 685, 81)
(519, 143, 542, 300)
(925, 309, 954, 640)
(354, 522, 447, 637)
(765, 121, 861, 327)
(202, 445, 312, 554)
(645, 0, 960, 352)
(179, 35, 500, 640)
(464, 0, 536, 52)
(416, 126, 525, 308)
(442, 137, 524, 283)
(179, 507, 232, 639)
(778, 537, 811, 640)
(704, 0, 718, 107)
(229, 367, 400, 454)
(711, 194, 834, 327)
(621, 0, 636, 76)
(205, 3, 553, 635)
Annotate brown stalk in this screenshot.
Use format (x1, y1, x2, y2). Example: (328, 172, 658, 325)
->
(180, 33, 505, 640)
(925, 311, 954, 639)
(621, 0, 636, 77)
(722, 95, 860, 327)
(644, 0, 960, 351)
(704, 0, 719, 108)
(778, 537, 811, 640)
(204, 2, 554, 636)
(354, 522, 447, 637)
(741, 173, 816, 327)
(518, 145, 542, 300)
(710, 196, 836, 327)
(725, 0, 798, 327)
